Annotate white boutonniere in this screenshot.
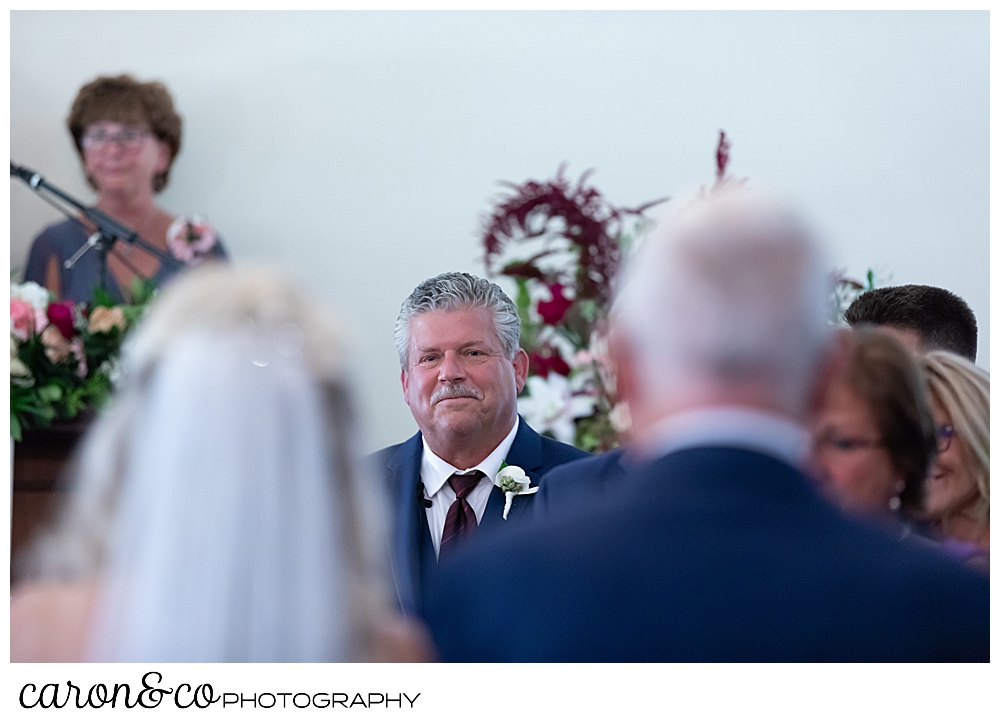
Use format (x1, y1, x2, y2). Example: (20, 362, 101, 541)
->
(494, 461, 538, 520)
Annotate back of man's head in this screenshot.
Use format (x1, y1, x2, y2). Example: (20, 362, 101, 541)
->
(615, 189, 832, 419)
(843, 285, 977, 362)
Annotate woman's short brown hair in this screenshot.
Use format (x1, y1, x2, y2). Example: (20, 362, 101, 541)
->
(67, 74, 182, 193)
(841, 326, 937, 514)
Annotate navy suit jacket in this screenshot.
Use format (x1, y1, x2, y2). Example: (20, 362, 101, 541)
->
(533, 446, 629, 518)
(426, 446, 990, 662)
(369, 416, 588, 614)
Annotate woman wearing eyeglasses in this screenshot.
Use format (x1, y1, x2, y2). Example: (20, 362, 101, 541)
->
(23, 75, 226, 304)
(920, 351, 989, 572)
(809, 327, 937, 532)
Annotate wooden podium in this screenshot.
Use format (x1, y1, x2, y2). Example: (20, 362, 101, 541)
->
(10, 416, 92, 584)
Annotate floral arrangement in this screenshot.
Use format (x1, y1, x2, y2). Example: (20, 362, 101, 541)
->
(480, 165, 668, 452)
(10, 279, 154, 441)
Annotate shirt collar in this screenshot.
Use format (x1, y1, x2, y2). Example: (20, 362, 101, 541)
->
(642, 406, 810, 470)
(421, 417, 520, 497)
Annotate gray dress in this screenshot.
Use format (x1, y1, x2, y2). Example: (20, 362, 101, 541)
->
(23, 219, 228, 304)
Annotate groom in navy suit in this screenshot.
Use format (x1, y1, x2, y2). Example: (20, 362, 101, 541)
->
(371, 272, 587, 614)
(425, 191, 989, 662)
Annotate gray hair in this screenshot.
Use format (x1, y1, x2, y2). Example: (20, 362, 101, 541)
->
(614, 188, 833, 414)
(394, 272, 521, 368)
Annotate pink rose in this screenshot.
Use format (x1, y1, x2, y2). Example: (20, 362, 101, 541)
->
(70, 337, 87, 377)
(10, 298, 35, 339)
(42, 325, 72, 364)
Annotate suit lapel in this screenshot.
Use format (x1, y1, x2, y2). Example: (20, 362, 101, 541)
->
(481, 417, 542, 529)
(387, 433, 427, 613)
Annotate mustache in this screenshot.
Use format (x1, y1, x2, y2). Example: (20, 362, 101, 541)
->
(431, 383, 484, 405)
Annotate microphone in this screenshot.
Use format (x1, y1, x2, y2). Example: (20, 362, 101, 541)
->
(417, 482, 433, 508)
(10, 161, 41, 187)
(11, 160, 138, 245)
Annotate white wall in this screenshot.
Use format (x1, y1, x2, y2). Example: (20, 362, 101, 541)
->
(10, 11, 989, 452)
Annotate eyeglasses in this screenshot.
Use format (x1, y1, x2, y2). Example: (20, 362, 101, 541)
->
(814, 433, 884, 454)
(81, 126, 151, 151)
(935, 424, 956, 453)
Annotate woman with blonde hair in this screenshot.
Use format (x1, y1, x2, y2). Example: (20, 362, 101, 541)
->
(920, 350, 989, 570)
(11, 264, 430, 661)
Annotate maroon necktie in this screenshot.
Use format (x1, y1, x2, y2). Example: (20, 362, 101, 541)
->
(439, 471, 485, 557)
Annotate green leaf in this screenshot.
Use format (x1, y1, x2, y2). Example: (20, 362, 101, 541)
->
(91, 287, 116, 309)
(515, 277, 532, 320)
(37, 383, 63, 403)
(578, 299, 597, 324)
(130, 277, 158, 306)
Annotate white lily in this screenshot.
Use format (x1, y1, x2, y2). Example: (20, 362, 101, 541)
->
(493, 464, 538, 520)
(517, 373, 596, 445)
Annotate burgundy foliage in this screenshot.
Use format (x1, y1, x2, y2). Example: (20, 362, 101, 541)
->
(482, 165, 667, 305)
(716, 130, 731, 181)
(528, 347, 572, 379)
(536, 283, 573, 326)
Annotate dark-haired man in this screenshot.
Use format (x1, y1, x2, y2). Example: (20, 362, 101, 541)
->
(844, 284, 977, 361)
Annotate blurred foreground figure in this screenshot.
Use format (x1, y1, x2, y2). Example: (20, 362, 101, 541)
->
(11, 264, 430, 662)
(920, 351, 990, 572)
(809, 328, 936, 531)
(425, 190, 989, 662)
(844, 284, 978, 362)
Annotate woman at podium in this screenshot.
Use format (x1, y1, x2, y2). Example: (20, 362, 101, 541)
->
(23, 74, 226, 304)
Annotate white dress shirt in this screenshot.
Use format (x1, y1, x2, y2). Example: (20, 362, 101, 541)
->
(421, 417, 520, 558)
(643, 406, 811, 471)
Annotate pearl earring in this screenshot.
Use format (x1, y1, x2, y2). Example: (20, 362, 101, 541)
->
(888, 480, 905, 511)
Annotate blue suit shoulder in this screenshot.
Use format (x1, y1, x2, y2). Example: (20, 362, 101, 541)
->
(535, 446, 627, 516)
(426, 447, 990, 662)
(532, 431, 590, 471)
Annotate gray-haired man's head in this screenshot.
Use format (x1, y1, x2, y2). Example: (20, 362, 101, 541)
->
(394, 272, 521, 369)
(396, 272, 529, 469)
(613, 188, 834, 422)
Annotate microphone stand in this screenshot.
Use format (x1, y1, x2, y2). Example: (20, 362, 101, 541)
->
(11, 161, 182, 299)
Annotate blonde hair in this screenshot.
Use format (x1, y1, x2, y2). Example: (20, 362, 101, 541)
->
(921, 350, 989, 528)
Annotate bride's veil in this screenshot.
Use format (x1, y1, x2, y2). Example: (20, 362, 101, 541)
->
(28, 264, 391, 662)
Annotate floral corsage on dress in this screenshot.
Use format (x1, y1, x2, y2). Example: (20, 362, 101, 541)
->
(166, 215, 219, 265)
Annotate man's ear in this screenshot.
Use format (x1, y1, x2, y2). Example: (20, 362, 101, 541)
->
(512, 348, 529, 394)
(400, 367, 411, 407)
(608, 327, 635, 407)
